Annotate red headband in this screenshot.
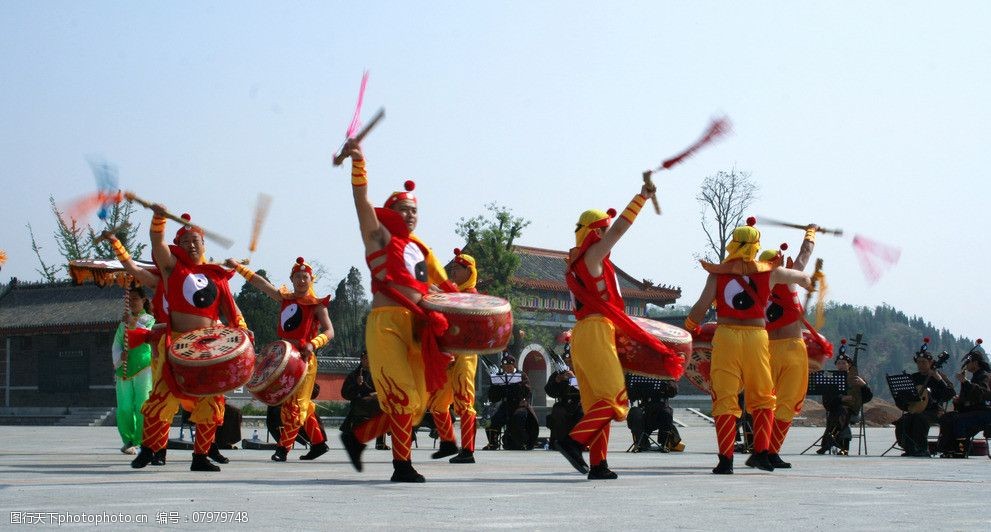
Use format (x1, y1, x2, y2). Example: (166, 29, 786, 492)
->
(384, 180, 417, 209)
(291, 256, 313, 276)
(173, 213, 204, 245)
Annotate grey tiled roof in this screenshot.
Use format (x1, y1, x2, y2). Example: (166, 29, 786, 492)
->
(316, 356, 361, 375)
(0, 279, 124, 334)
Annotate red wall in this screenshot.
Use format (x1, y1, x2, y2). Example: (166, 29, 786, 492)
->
(315, 373, 347, 401)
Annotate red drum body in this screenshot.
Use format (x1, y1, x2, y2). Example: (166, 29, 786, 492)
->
(247, 340, 307, 406)
(421, 293, 513, 355)
(804, 330, 830, 372)
(168, 327, 255, 397)
(686, 322, 718, 394)
(614, 317, 692, 380)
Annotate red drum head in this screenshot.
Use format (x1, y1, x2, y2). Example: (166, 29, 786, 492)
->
(804, 329, 830, 372)
(422, 292, 513, 355)
(170, 327, 251, 366)
(247, 340, 296, 390)
(615, 317, 691, 379)
(421, 292, 512, 315)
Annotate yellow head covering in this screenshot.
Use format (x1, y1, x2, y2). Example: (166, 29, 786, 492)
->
(452, 248, 477, 291)
(758, 242, 787, 262)
(574, 208, 616, 247)
(723, 217, 761, 263)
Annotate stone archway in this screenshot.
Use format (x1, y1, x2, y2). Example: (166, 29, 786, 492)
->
(517, 343, 549, 410)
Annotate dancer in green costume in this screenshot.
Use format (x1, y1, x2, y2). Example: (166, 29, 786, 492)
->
(112, 286, 155, 454)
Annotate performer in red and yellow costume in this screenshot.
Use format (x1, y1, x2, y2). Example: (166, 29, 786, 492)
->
(759, 226, 829, 468)
(228, 256, 334, 462)
(132, 210, 246, 472)
(426, 248, 480, 464)
(558, 181, 683, 480)
(686, 217, 812, 474)
(339, 139, 459, 482)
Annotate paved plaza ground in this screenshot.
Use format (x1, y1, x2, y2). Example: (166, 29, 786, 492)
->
(0, 425, 987, 530)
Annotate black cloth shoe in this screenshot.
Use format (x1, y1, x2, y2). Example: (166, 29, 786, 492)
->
(390, 460, 425, 483)
(556, 437, 590, 474)
(340, 431, 366, 472)
(745, 451, 775, 471)
(208, 443, 229, 464)
(131, 446, 155, 469)
(816, 446, 829, 455)
(768, 453, 791, 469)
(271, 446, 288, 462)
(151, 448, 167, 466)
(712, 454, 733, 474)
(431, 441, 459, 460)
(449, 449, 475, 464)
(299, 442, 329, 461)
(587, 460, 618, 480)
(191, 453, 221, 472)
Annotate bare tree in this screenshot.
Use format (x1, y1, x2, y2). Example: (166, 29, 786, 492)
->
(697, 169, 759, 262)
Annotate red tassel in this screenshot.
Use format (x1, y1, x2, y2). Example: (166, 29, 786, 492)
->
(658, 117, 733, 170)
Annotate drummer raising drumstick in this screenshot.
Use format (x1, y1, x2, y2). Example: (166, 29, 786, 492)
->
(227, 256, 334, 462)
(131, 208, 247, 472)
(685, 217, 813, 474)
(338, 139, 458, 483)
(556, 174, 684, 480)
(758, 225, 830, 469)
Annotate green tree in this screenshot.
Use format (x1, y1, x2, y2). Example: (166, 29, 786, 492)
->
(454, 203, 530, 299)
(88, 200, 146, 260)
(327, 267, 370, 357)
(236, 269, 280, 347)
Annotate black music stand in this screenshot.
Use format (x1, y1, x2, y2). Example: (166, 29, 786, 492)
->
(801, 371, 848, 455)
(881, 373, 923, 456)
(625, 374, 673, 452)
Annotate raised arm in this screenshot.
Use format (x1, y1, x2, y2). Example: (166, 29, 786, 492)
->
(790, 224, 819, 272)
(148, 204, 176, 272)
(584, 181, 654, 267)
(686, 273, 717, 329)
(104, 232, 159, 289)
(226, 260, 281, 301)
(771, 267, 813, 290)
(345, 140, 386, 249)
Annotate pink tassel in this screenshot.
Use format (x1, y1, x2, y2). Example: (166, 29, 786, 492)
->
(852, 234, 901, 285)
(345, 71, 370, 138)
(657, 116, 733, 170)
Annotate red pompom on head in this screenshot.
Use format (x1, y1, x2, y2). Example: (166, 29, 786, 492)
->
(181, 213, 191, 223)
(746, 216, 757, 226)
(296, 257, 305, 265)
(923, 336, 931, 344)
(404, 180, 415, 192)
(780, 242, 789, 251)
(978, 338, 983, 345)
(840, 338, 847, 345)
(453, 248, 462, 256)
(606, 208, 617, 219)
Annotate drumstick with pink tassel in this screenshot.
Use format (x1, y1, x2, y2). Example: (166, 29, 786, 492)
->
(643, 116, 734, 214)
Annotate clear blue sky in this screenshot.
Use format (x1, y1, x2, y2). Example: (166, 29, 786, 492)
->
(2, 2, 988, 345)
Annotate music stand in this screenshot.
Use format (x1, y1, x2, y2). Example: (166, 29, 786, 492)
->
(624, 374, 671, 452)
(881, 373, 923, 456)
(801, 371, 848, 455)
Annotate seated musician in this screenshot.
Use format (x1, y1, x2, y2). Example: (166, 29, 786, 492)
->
(937, 348, 991, 457)
(341, 351, 389, 451)
(545, 347, 582, 451)
(817, 352, 872, 455)
(627, 377, 681, 452)
(485, 354, 538, 450)
(893, 346, 955, 457)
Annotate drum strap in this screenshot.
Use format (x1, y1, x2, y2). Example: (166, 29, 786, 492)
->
(371, 279, 453, 393)
(565, 271, 685, 380)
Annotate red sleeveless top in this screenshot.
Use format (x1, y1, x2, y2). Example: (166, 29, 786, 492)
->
(568, 232, 624, 320)
(161, 245, 236, 321)
(714, 271, 772, 320)
(365, 208, 430, 295)
(765, 284, 802, 331)
(278, 295, 331, 344)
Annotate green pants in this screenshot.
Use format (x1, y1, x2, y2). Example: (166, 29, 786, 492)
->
(115, 368, 153, 447)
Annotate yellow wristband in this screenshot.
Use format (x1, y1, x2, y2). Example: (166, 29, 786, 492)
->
(621, 194, 646, 224)
(684, 317, 700, 332)
(310, 333, 329, 350)
(110, 239, 131, 262)
(804, 228, 816, 243)
(235, 263, 255, 281)
(151, 215, 167, 234)
(236, 315, 248, 329)
(351, 159, 368, 187)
